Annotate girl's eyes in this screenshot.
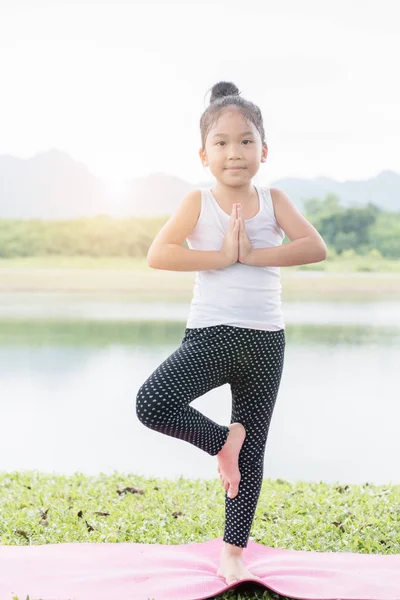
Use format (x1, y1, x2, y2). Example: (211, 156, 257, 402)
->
(216, 140, 252, 146)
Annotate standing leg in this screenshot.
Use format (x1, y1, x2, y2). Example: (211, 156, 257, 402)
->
(223, 328, 286, 548)
(136, 325, 234, 456)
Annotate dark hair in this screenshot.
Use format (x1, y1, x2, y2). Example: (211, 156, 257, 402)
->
(200, 81, 266, 151)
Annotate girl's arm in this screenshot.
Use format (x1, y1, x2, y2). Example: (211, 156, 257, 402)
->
(245, 188, 328, 267)
(147, 189, 228, 271)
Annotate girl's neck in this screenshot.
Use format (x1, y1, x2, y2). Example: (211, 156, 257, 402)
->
(212, 182, 256, 202)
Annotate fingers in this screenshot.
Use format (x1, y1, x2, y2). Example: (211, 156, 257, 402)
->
(234, 205, 240, 235)
(230, 203, 243, 231)
(237, 205, 243, 233)
(236, 209, 241, 228)
(229, 203, 236, 229)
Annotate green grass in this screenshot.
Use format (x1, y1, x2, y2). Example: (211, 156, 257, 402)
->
(0, 256, 149, 269)
(1, 319, 399, 347)
(1, 254, 400, 272)
(2, 472, 400, 600)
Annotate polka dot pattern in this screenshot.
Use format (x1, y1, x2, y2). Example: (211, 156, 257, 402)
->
(136, 324, 285, 548)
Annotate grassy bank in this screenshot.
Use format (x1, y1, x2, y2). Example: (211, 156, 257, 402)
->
(1, 254, 400, 272)
(1, 256, 400, 301)
(1, 320, 399, 347)
(2, 472, 400, 600)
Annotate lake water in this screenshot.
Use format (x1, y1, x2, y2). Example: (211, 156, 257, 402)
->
(0, 293, 399, 487)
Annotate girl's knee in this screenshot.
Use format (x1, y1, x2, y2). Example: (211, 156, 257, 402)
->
(135, 383, 153, 426)
(136, 379, 170, 428)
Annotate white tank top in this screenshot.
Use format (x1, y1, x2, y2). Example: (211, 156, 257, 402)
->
(185, 185, 285, 331)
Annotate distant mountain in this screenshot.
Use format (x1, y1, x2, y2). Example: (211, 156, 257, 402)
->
(272, 170, 400, 212)
(0, 149, 110, 219)
(123, 172, 195, 218)
(0, 149, 398, 218)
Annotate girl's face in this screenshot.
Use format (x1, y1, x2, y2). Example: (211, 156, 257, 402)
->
(200, 107, 267, 184)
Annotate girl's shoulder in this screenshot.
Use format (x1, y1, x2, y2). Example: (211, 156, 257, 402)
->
(268, 186, 282, 202)
(269, 187, 294, 204)
(268, 187, 294, 215)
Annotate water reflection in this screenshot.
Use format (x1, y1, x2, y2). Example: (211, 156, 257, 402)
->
(0, 317, 398, 486)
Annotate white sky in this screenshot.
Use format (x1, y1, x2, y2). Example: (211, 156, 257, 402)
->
(0, 0, 399, 189)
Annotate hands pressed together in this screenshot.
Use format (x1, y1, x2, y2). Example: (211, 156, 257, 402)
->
(220, 203, 254, 266)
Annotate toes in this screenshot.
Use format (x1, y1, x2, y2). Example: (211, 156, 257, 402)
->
(220, 476, 240, 498)
(227, 484, 238, 498)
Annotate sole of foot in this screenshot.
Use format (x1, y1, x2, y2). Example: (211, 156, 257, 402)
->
(217, 422, 246, 499)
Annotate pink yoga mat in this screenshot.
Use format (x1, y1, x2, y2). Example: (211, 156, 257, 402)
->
(1, 536, 399, 600)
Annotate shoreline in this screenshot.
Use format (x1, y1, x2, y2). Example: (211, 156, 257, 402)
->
(1, 267, 400, 301)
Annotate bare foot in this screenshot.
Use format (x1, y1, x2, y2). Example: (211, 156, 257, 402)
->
(217, 423, 246, 499)
(217, 546, 257, 585)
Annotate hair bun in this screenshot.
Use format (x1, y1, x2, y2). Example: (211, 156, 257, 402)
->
(209, 81, 240, 104)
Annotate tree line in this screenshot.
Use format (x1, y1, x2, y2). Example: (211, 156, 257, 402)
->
(0, 194, 399, 258)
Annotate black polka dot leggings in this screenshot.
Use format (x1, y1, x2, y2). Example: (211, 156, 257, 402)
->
(135, 324, 285, 548)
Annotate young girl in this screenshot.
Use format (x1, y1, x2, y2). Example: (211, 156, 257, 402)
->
(136, 81, 327, 585)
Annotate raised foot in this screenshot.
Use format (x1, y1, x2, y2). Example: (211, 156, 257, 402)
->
(217, 422, 246, 499)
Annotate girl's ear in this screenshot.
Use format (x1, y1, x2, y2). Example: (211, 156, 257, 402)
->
(199, 148, 208, 167)
(261, 143, 268, 162)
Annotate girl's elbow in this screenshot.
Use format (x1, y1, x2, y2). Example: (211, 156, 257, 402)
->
(317, 242, 328, 262)
(147, 248, 161, 269)
(146, 251, 155, 268)
(309, 237, 327, 263)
